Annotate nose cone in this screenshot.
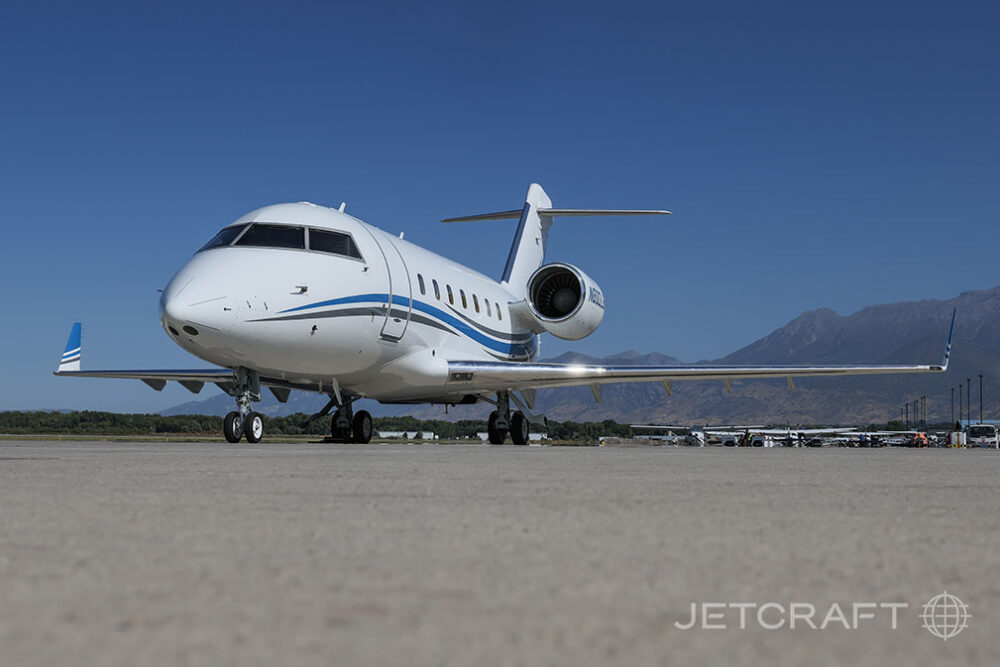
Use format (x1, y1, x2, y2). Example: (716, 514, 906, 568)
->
(160, 259, 237, 339)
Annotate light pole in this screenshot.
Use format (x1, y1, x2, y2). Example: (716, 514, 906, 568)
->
(951, 386, 955, 426)
(905, 403, 909, 429)
(967, 378, 972, 428)
(921, 395, 926, 430)
(959, 385, 963, 429)
(979, 373, 984, 424)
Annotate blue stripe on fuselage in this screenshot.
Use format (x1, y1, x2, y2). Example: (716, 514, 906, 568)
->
(276, 293, 536, 358)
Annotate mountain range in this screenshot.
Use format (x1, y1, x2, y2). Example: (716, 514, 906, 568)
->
(163, 285, 1000, 425)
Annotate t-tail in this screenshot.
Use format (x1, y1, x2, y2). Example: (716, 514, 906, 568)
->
(442, 183, 671, 298)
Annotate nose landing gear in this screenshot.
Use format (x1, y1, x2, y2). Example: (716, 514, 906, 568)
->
(223, 368, 264, 443)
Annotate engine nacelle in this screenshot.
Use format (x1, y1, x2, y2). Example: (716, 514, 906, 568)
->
(524, 263, 605, 340)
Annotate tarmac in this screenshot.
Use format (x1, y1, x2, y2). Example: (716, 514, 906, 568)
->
(1, 439, 998, 666)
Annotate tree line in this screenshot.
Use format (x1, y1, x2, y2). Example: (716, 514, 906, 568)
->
(0, 411, 633, 441)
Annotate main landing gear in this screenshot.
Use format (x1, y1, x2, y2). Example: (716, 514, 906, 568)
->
(223, 368, 264, 443)
(330, 401, 373, 444)
(302, 393, 373, 444)
(487, 391, 529, 445)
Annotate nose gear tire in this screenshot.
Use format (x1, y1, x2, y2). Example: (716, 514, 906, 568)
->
(245, 412, 264, 443)
(224, 411, 243, 443)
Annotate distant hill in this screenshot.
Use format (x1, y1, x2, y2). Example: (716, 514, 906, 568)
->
(164, 286, 999, 425)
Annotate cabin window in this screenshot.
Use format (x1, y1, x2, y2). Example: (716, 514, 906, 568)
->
(473, 294, 480, 313)
(309, 228, 362, 259)
(497, 303, 502, 321)
(198, 224, 247, 252)
(446, 284, 454, 305)
(460, 289, 467, 309)
(417, 274, 426, 295)
(485, 299, 492, 317)
(235, 223, 305, 250)
(433, 279, 440, 300)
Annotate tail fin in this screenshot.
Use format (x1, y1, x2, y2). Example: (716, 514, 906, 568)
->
(58, 322, 82, 372)
(500, 184, 553, 295)
(441, 183, 671, 298)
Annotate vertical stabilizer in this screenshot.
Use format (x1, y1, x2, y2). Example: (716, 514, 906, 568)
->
(500, 183, 552, 298)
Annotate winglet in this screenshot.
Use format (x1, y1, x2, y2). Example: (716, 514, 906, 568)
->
(57, 322, 82, 373)
(942, 308, 956, 370)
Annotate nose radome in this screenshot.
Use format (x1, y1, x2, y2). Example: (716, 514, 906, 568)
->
(160, 272, 237, 337)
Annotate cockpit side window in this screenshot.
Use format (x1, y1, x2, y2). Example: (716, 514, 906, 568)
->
(235, 223, 306, 249)
(309, 228, 363, 259)
(198, 224, 248, 252)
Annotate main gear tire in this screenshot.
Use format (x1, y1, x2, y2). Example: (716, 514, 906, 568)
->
(510, 411, 529, 446)
(352, 410, 373, 444)
(487, 411, 507, 445)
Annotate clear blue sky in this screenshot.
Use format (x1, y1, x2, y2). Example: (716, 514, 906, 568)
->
(1, 1, 998, 412)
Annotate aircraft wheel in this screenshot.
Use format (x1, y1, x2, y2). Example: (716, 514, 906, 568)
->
(487, 411, 507, 445)
(224, 411, 243, 443)
(331, 416, 352, 442)
(245, 412, 264, 443)
(352, 410, 373, 444)
(510, 411, 529, 445)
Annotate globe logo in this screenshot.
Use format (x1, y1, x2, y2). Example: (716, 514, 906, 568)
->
(920, 591, 971, 640)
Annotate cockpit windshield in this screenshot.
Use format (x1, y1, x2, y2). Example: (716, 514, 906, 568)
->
(198, 224, 247, 252)
(235, 224, 306, 249)
(196, 222, 363, 261)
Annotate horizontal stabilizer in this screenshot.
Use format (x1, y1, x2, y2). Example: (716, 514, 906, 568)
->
(537, 208, 672, 217)
(442, 209, 523, 223)
(442, 207, 671, 223)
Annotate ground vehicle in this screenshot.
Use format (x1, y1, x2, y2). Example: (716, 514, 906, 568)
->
(965, 424, 1000, 448)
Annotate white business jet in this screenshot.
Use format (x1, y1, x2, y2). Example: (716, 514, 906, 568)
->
(55, 184, 955, 445)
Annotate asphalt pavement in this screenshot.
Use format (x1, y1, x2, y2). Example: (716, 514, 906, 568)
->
(1, 440, 997, 666)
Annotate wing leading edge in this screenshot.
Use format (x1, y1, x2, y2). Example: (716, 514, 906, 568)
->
(445, 309, 956, 393)
(52, 323, 327, 397)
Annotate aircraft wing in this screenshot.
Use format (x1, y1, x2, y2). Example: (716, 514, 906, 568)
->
(53, 324, 321, 399)
(54, 365, 325, 399)
(447, 310, 955, 395)
(445, 359, 949, 393)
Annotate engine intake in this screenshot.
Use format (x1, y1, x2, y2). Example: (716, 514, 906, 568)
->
(525, 263, 605, 340)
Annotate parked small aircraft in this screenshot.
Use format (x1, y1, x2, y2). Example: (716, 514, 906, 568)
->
(56, 184, 955, 444)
